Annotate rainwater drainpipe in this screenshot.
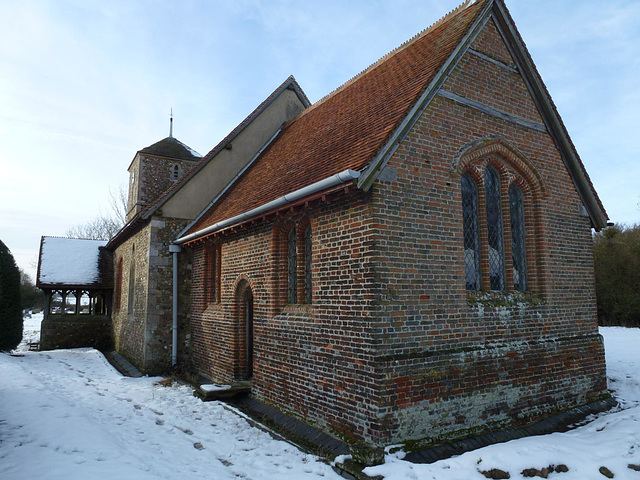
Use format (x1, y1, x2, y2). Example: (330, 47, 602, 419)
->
(169, 243, 181, 367)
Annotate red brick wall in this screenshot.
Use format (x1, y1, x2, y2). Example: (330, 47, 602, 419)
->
(367, 18, 607, 444)
(188, 18, 607, 449)
(190, 194, 385, 441)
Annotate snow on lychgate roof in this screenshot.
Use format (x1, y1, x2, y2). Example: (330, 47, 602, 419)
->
(38, 237, 107, 286)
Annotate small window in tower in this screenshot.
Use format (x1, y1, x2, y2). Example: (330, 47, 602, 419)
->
(172, 164, 180, 181)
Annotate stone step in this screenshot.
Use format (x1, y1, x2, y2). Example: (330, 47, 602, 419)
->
(194, 380, 252, 401)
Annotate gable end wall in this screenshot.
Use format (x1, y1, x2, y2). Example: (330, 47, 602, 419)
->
(366, 17, 607, 445)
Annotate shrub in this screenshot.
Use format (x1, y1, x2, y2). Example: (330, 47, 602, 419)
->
(0, 239, 22, 350)
(593, 224, 640, 326)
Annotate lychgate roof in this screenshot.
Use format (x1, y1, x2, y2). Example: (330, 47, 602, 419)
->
(37, 236, 107, 288)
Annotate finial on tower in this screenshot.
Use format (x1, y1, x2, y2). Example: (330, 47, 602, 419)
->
(169, 108, 174, 138)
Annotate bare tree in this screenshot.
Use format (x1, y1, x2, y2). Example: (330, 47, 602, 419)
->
(65, 184, 128, 241)
(109, 184, 128, 226)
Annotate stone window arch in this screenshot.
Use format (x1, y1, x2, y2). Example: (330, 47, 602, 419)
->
(172, 164, 180, 181)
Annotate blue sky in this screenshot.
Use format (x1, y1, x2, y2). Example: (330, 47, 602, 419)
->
(1, 0, 639, 280)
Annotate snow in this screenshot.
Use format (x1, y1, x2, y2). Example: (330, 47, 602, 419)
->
(201, 384, 232, 392)
(18, 310, 42, 349)
(38, 236, 107, 286)
(1, 326, 639, 479)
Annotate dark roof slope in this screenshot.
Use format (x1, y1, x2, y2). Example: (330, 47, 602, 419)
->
(139, 136, 202, 161)
(185, 0, 488, 235)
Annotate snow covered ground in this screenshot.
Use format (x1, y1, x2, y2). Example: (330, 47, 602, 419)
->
(1, 320, 639, 480)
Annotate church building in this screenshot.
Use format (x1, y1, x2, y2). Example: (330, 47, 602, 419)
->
(38, 0, 610, 462)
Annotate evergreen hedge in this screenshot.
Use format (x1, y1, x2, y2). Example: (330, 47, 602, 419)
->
(0, 239, 23, 351)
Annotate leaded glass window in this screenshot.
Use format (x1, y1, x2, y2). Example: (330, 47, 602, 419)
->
(484, 166, 504, 290)
(509, 184, 527, 291)
(461, 174, 481, 290)
(287, 228, 297, 303)
(208, 245, 218, 303)
(304, 226, 312, 304)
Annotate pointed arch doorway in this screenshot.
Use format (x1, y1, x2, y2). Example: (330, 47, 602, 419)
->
(236, 280, 254, 380)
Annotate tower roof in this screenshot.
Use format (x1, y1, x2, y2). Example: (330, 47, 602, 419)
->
(139, 136, 201, 161)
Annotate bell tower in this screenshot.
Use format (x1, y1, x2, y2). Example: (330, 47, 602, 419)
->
(126, 116, 201, 221)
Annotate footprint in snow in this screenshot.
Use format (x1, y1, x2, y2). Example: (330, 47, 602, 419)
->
(175, 426, 194, 435)
(156, 418, 165, 426)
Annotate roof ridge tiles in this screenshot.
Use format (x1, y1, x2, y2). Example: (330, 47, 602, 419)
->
(300, 0, 477, 118)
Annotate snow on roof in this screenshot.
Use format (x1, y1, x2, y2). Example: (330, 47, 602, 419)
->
(38, 237, 107, 286)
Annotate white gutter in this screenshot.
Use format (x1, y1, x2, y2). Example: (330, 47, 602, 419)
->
(174, 169, 361, 245)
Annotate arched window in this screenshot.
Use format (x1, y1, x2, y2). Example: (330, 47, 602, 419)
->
(287, 228, 297, 304)
(172, 164, 180, 181)
(509, 184, 527, 291)
(114, 258, 123, 310)
(484, 166, 505, 291)
(461, 165, 531, 292)
(304, 226, 312, 304)
(50, 291, 63, 314)
(128, 246, 136, 315)
(65, 290, 77, 314)
(206, 243, 221, 303)
(461, 174, 480, 291)
(79, 291, 91, 314)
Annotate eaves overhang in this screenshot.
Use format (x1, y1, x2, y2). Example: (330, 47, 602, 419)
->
(175, 169, 360, 245)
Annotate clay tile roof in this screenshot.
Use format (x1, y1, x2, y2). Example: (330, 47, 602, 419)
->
(186, 0, 488, 236)
(139, 136, 202, 161)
